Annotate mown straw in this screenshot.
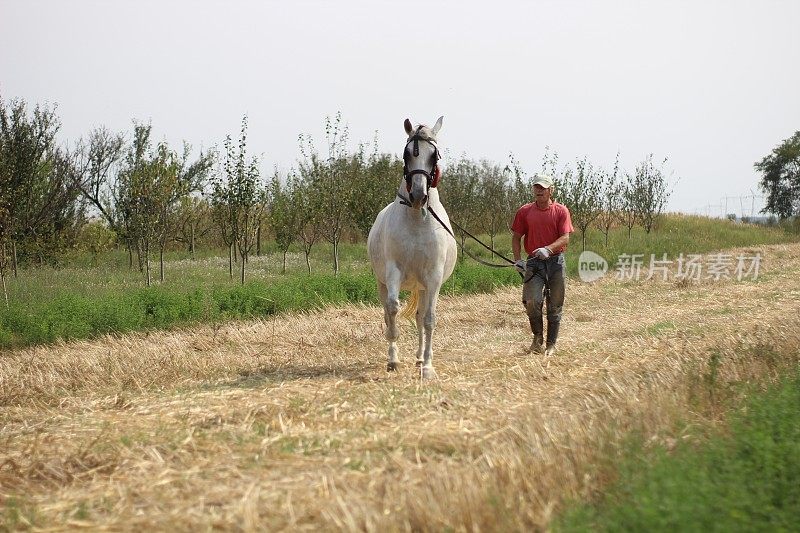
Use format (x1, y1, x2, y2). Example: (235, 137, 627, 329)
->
(0, 243, 798, 531)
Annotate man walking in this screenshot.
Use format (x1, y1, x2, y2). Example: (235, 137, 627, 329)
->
(511, 174, 574, 355)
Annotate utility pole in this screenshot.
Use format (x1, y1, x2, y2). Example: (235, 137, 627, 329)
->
(722, 196, 739, 217)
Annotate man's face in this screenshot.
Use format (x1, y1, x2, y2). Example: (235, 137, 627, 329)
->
(533, 184, 551, 202)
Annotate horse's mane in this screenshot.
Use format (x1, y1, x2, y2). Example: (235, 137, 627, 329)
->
(408, 124, 437, 143)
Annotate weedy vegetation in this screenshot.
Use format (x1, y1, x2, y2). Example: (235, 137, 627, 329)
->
(555, 365, 800, 532)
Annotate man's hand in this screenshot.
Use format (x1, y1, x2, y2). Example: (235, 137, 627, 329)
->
(514, 259, 526, 274)
(533, 247, 551, 259)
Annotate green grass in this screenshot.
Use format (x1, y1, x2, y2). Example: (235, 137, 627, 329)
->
(2, 497, 39, 531)
(0, 214, 796, 348)
(555, 367, 800, 532)
(0, 261, 517, 348)
(645, 320, 676, 336)
(457, 213, 796, 280)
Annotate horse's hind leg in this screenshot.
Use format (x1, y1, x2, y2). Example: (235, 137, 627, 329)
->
(379, 274, 401, 371)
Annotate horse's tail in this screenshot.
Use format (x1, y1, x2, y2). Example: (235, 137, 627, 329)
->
(399, 290, 419, 320)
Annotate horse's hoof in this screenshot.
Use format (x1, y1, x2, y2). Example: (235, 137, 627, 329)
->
(420, 366, 437, 380)
(387, 362, 398, 372)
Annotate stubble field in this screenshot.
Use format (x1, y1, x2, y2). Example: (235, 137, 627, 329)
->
(2, 242, 799, 531)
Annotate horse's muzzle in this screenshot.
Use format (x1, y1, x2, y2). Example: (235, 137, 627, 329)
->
(409, 190, 428, 209)
(408, 185, 428, 209)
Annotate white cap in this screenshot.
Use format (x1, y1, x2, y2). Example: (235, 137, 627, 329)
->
(532, 173, 554, 189)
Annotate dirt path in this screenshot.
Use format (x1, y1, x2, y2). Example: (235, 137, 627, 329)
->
(2, 243, 799, 531)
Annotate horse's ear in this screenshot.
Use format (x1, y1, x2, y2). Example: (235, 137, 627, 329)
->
(432, 116, 443, 136)
(404, 119, 413, 135)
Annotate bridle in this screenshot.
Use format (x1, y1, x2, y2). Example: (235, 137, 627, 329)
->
(402, 132, 441, 199)
(395, 130, 518, 269)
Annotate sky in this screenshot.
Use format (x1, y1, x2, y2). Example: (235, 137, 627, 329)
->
(1, 0, 798, 216)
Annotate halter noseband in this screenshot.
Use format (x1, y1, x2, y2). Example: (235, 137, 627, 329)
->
(403, 133, 441, 194)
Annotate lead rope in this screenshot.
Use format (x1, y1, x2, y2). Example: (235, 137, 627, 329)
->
(396, 193, 516, 269)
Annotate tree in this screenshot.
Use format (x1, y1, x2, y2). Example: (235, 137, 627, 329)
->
(0, 107, 11, 304)
(559, 157, 604, 251)
(594, 153, 624, 247)
(293, 172, 324, 274)
(155, 142, 213, 275)
(0, 95, 84, 277)
(631, 154, 671, 233)
(268, 171, 300, 273)
(440, 156, 482, 258)
(114, 123, 210, 285)
(75, 219, 116, 266)
(756, 131, 800, 219)
(73, 126, 126, 235)
(618, 171, 640, 239)
(174, 195, 212, 258)
(299, 112, 355, 275)
(478, 160, 508, 257)
(16, 147, 83, 265)
(116, 124, 167, 286)
(151, 143, 182, 283)
(210, 116, 267, 284)
(210, 184, 236, 278)
(505, 152, 531, 224)
(540, 146, 560, 192)
(347, 138, 401, 240)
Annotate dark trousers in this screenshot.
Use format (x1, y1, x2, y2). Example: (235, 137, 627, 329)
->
(522, 254, 565, 345)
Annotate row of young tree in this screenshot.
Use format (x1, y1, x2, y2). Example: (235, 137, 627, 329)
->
(1, 97, 86, 304)
(548, 151, 673, 251)
(440, 150, 673, 259)
(0, 94, 674, 299)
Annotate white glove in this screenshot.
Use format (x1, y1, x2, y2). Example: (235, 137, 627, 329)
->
(514, 259, 526, 274)
(533, 247, 551, 259)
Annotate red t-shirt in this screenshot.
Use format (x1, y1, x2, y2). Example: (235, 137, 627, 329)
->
(511, 201, 574, 255)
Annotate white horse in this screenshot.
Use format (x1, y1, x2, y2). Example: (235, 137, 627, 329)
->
(367, 117, 458, 379)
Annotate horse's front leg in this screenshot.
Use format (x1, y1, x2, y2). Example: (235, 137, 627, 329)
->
(415, 289, 427, 368)
(419, 287, 440, 379)
(379, 270, 401, 371)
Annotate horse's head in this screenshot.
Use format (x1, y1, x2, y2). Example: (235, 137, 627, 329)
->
(402, 116, 443, 209)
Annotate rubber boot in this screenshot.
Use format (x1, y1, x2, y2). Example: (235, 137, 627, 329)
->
(529, 314, 544, 353)
(529, 334, 544, 354)
(545, 321, 560, 356)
